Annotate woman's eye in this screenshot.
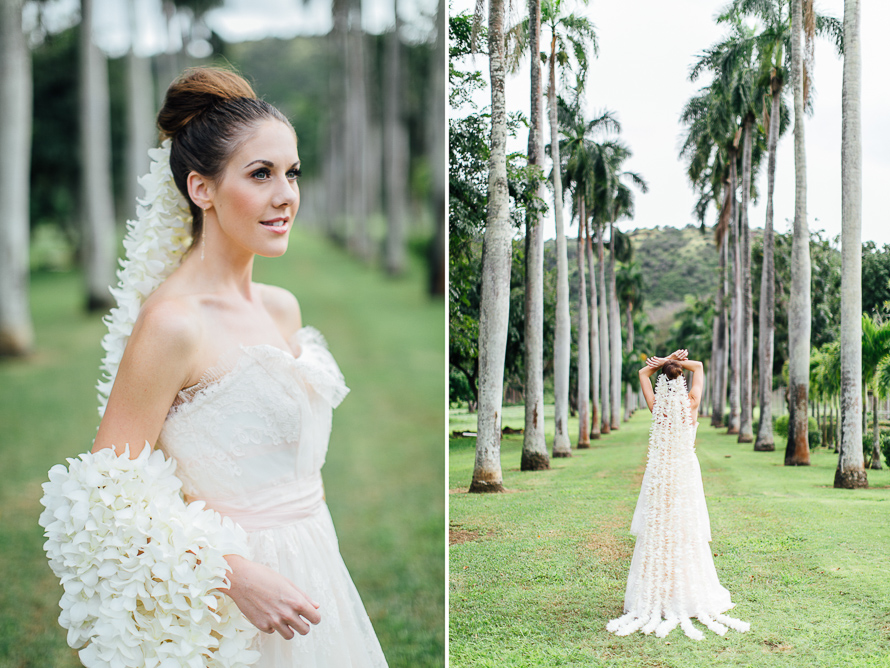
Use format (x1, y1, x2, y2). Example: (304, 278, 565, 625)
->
(287, 169, 301, 180)
(252, 169, 271, 180)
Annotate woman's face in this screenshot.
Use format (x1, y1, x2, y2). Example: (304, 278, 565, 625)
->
(206, 119, 301, 258)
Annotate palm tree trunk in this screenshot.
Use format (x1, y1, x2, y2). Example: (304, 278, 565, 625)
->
(384, 2, 408, 275)
(585, 217, 601, 439)
(80, 0, 116, 311)
(721, 235, 730, 423)
(756, 84, 781, 451)
(576, 197, 591, 448)
(521, 0, 549, 470)
(549, 34, 572, 457)
(597, 224, 611, 433)
(608, 220, 621, 430)
(787, 0, 812, 466)
(469, 0, 510, 493)
(624, 300, 634, 422)
(124, 0, 153, 221)
(836, 0, 866, 488)
(428, 0, 446, 295)
(728, 153, 741, 434)
(871, 392, 882, 469)
(0, 0, 33, 355)
(738, 117, 755, 443)
(346, 7, 370, 259)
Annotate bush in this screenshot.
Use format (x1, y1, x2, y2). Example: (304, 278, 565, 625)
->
(881, 431, 890, 468)
(773, 415, 817, 441)
(774, 415, 789, 439)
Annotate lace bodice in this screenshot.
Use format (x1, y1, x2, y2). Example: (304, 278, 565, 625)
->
(157, 327, 349, 503)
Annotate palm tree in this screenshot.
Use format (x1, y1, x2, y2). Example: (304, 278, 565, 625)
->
(469, 0, 510, 493)
(617, 261, 645, 421)
(584, 215, 601, 438)
(519, 0, 549, 470)
(835, 0, 866, 487)
(0, 0, 33, 355)
(560, 102, 620, 444)
(593, 140, 647, 431)
(692, 19, 761, 443)
(680, 78, 735, 429)
(688, 51, 746, 437)
(542, 0, 596, 457)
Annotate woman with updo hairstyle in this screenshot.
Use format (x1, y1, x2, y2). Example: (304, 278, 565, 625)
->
(39, 67, 389, 667)
(606, 350, 750, 641)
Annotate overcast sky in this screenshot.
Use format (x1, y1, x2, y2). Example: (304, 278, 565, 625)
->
(37, 0, 438, 56)
(452, 0, 890, 248)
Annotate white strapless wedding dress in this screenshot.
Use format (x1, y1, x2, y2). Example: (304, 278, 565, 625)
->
(157, 326, 388, 667)
(607, 422, 750, 640)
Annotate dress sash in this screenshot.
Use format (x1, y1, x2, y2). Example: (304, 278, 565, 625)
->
(192, 473, 325, 532)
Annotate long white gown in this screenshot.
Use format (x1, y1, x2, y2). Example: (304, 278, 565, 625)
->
(157, 326, 388, 666)
(606, 376, 749, 641)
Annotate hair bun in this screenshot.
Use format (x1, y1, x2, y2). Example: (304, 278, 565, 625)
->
(157, 67, 257, 139)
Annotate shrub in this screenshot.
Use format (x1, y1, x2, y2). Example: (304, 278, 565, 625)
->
(774, 415, 789, 439)
(881, 431, 890, 468)
(773, 415, 818, 442)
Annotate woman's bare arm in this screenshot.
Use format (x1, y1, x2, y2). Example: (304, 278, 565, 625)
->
(92, 299, 199, 457)
(679, 358, 705, 418)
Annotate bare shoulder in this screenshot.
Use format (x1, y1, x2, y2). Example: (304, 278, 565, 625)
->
(132, 295, 203, 357)
(256, 283, 302, 338)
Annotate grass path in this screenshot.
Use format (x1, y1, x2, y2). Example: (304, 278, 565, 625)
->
(450, 407, 890, 667)
(0, 229, 445, 668)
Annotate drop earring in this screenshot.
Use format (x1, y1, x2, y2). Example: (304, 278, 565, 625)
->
(200, 206, 208, 261)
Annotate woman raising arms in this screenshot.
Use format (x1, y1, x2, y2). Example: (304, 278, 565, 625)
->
(607, 350, 749, 640)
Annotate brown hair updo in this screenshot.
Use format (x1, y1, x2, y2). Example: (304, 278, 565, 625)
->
(662, 360, 683, 380)
(156, 67, 293, 242)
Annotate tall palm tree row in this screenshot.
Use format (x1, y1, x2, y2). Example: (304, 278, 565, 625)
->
(469, 0, 511, 493)
(559, 101, 620, 442)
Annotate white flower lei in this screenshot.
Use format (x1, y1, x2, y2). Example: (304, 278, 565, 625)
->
(39, 446, 260, 667)
(96, 140, 192, 417)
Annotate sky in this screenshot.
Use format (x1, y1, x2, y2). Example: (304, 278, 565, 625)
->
(30, 0, 438, 57)
(452, 0, 890, 248)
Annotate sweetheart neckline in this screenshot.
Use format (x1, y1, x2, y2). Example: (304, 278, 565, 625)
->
(171, 328, 317, 411)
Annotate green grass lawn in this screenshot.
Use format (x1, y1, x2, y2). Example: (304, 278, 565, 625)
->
(0, 228, 445, 668)
(450, 407, 890, 668)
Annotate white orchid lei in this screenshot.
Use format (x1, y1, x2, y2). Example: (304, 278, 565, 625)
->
(96, 139, 192, 417)
(39, 446, 260, 668)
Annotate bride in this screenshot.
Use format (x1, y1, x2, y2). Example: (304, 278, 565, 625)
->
(606, 349, 750, 641)
(39, 67, 388, 667)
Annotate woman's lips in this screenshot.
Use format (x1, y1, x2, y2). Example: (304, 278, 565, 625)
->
(260, 217, 290, 233)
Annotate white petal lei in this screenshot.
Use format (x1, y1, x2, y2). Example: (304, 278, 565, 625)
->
(96, 140, 192, 417)
(38, 446, 260, 667)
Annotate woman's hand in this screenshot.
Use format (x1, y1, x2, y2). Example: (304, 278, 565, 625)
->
(667, 349, 688, 361)
(645, 356, 667, 369)
(222, 555, 321, 639)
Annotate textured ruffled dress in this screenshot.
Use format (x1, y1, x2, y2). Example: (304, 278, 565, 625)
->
(606, 376, 749, 640)
(158, 326, 388, 666)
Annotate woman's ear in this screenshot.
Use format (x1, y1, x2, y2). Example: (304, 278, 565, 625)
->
(187, 172, 214, 211)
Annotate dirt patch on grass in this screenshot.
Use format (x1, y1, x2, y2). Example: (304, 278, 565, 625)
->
(584, 516, 633, 564)
(762, 638, 793, 653)
(449, 522, 494, 545)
